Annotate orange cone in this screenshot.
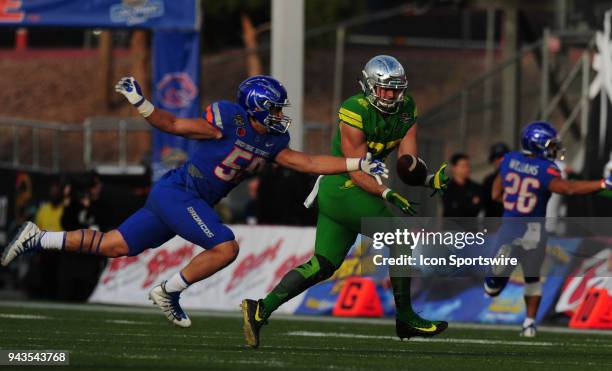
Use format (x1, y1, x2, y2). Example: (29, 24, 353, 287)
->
(332, 277, 383, 317)
(569, 288, 612, 329)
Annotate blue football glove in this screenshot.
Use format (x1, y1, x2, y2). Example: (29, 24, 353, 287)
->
(427, 162, 449, 197)
(359, 153, 389, 185)
(115, 76, 145, 106)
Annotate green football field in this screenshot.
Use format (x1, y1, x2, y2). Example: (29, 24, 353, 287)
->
(0, 302, 611, 370)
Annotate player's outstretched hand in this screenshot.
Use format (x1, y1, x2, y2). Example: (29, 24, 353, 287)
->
(427, 162, 449, 197)
(383, 189, 417, 215)
(115, 76, 145, 106)
(359, 153, 389, 185)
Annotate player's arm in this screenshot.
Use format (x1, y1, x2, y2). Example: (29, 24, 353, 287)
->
(143, 110, 222, 140)
(491, 174, 503, 201)
(398, 123, 418, 157)
(340, 123, 416, 214)
(115, 77, 222, 140)
(548, 177, 609, 195)
(274, 147, 388, 181)
(341, 123, 387, 194)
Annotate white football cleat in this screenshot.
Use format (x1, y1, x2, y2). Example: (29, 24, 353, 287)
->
(148, 281, 192, 328)
(520, 324, 537, 338)
(1, 221, 43, 267)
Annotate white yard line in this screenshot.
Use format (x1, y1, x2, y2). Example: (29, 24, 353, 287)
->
(0, 313, 48, 320)
(104, 319, 154, 325)
(1, 300, 612, 336)
(286, 331, 556, 346)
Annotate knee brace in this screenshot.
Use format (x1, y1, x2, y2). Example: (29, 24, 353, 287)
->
(295, 254, 336, 283)
(524, 279, 542, 296)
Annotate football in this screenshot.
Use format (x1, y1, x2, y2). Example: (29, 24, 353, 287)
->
(396, 154, 428, 185)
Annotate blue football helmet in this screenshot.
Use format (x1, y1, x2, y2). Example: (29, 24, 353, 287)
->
(520, 121, 565, 160)
(237, 75, 291, 133)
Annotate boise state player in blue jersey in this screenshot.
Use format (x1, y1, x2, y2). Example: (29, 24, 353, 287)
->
(484, 121, 612, 337)
(1, 75, 388, 328)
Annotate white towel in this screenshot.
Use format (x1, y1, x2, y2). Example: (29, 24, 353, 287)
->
(303, 175, 324, 208)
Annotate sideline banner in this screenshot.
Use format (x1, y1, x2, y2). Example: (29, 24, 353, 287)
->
(555, 248, 612, 316)
(89, 226, 314, 314)
(90, 225, 581, 323)
(0, 0, 199, 30)
(151, 30, 201, 180)
(0, 0, 202, 182)
(294, 234, 580, 324)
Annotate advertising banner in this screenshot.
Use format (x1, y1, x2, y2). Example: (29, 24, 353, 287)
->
(90, 224, 584, 324)
(0, 0, 199, 30)
(555, 248, 612, 316)
(89, 226, 314, 314)
(151, 29, 201, 180)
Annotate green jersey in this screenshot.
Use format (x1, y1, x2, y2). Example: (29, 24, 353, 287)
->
(332, 92, 418, 161)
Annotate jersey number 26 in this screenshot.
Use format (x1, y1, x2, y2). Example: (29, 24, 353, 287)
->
(503, 173, 540, 214)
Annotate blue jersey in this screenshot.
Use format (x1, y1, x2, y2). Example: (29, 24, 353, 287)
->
(162, 101, 290, 205)
(499, 151, 561, 217)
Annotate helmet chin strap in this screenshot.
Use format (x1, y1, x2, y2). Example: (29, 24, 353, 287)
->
(249, 116, 268, 134)
(368, 95, 401, 114)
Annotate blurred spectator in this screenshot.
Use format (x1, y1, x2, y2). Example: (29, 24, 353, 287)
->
(87, 173, 114, 232)
(241, 177, 260, 225)
(215, 201, 234, 224)
(442, 153, 482, 217)
(34, 179, 64, 231)
(482, 143, 510, 217)
(23, 178, 65, 299)
(11, 172, 36, 235)
(61, 176, 98, 230)
(257, 164, 317, 226)
(56, 175, 106, 302)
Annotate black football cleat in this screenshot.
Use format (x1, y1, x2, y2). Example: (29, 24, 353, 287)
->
(396, 316, 448, 340)
(241, 299, 267, 348)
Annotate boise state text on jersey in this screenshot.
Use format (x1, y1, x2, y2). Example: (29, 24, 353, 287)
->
(162, 100, 290, 206)
(499, 151, 561, 217)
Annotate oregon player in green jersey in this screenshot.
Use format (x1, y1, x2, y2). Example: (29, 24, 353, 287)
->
(241, 55, 449, 348)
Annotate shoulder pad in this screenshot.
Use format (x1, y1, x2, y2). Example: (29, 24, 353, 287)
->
(339, 95, 366, 130)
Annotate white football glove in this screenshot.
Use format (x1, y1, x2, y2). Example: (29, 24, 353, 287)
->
(358, 153, 389, 185)
(115, 77, 154, 117)
(602, 174, 612, 190)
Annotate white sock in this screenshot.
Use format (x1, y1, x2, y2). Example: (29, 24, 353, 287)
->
(523, 317, 535, 328)
(40, 231, 66, 250)
(165, 272, 190, 293)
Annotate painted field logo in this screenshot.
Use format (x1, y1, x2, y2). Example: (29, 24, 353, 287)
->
(156, 72, 198, 109)
(110, 0, 164, 26)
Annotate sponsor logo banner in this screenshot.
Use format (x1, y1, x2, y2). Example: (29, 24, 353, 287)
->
(555, 248, 612, 316)
(90, 225, 580, 323)
(151, 30, 201, 181)
(89, 226, 314, 313)
(0, 0, 197, 30)
(295, 237, 579, 324)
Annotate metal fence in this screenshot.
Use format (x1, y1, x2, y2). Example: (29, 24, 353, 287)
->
(0, 6, 597, 180)
(0, 116, 151, 174)
(0, 117, 338, 174)
(416, 31, 595, 175)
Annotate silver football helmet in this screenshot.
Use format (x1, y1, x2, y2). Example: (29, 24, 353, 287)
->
(359, 55, 408, 114)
